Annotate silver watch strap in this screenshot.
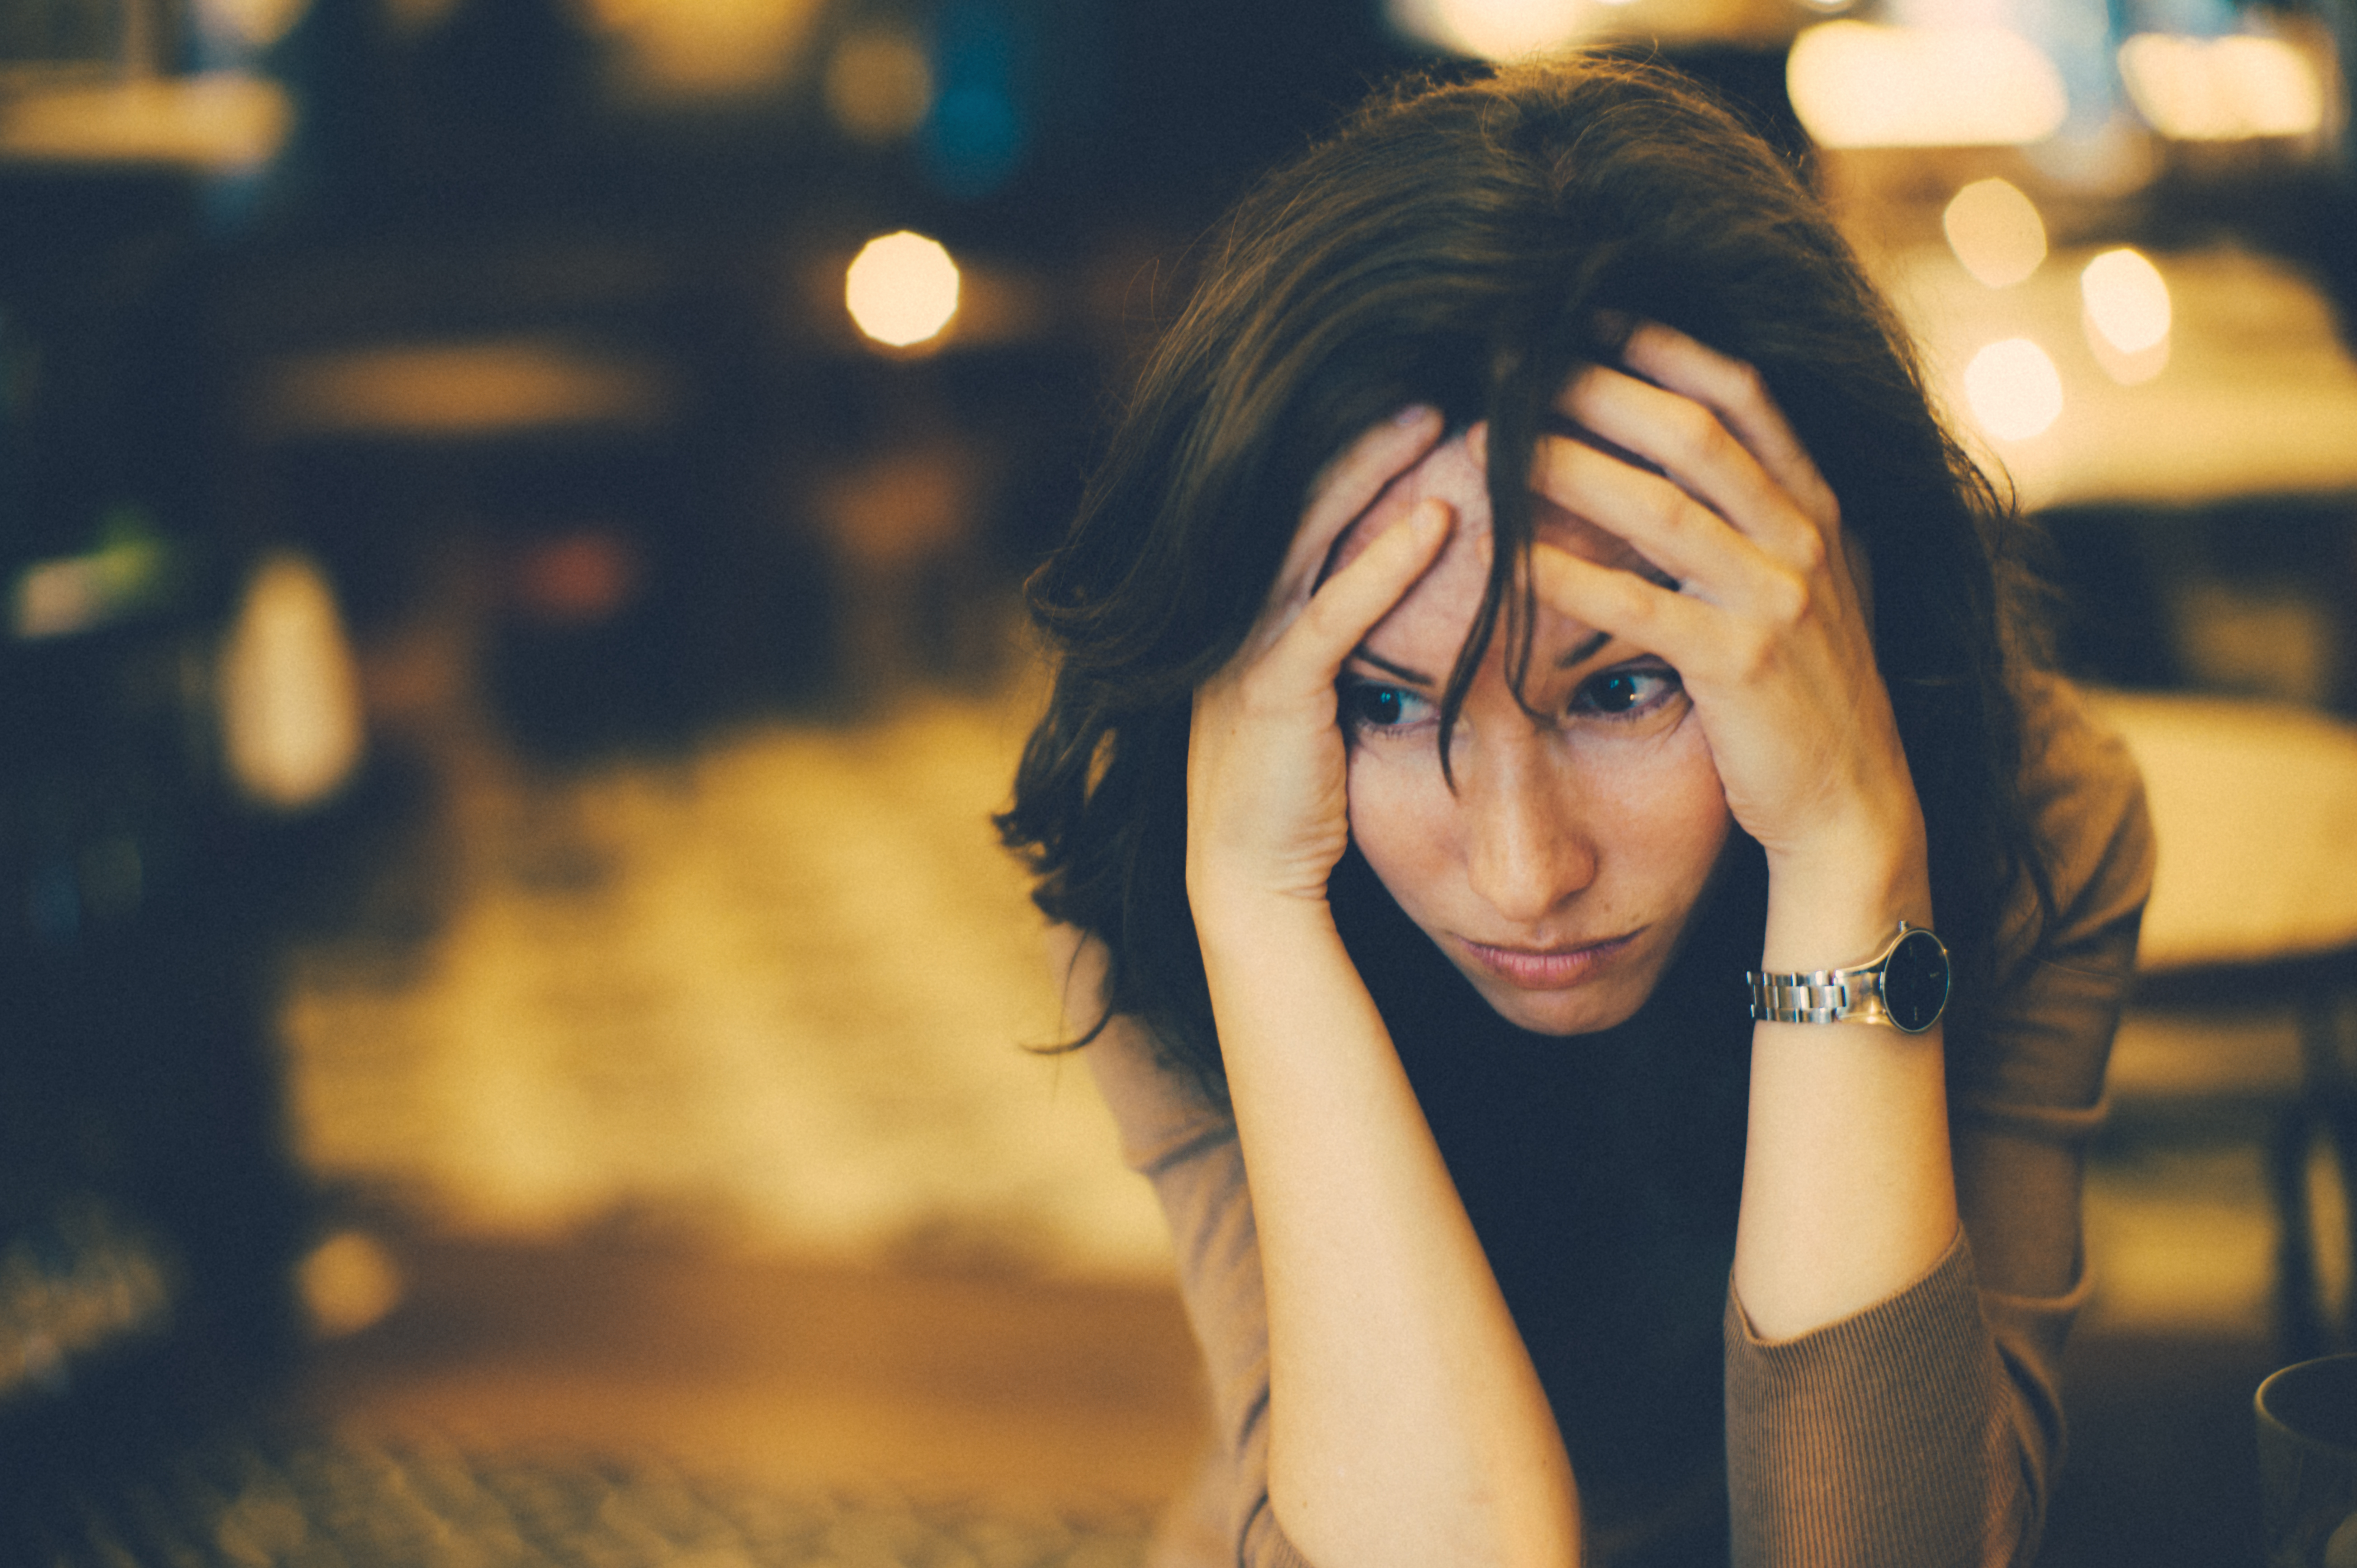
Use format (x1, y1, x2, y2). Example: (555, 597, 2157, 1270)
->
(1746, 922, 1919, 1026)
(1745, 968, 1890, 1025)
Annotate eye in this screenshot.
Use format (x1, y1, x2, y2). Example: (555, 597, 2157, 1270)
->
(1571, 664, 1682, 720)
(1339, 678, 1431, 734)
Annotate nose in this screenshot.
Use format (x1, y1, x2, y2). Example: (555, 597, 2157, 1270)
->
(1462, 736, 1597, 927)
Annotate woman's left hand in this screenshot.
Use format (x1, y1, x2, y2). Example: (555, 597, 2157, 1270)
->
(1529, 321, 1926, 902)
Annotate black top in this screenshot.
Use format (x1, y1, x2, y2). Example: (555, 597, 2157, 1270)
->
(1330, 837, 1769, 1564)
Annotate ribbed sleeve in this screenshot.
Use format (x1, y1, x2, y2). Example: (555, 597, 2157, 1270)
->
(1725, 1233, 2027, 1568)
(1085, 1021, 1313, 1568)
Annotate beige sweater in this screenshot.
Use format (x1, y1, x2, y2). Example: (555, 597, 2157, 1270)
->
(1088, 674, 2153, 1568)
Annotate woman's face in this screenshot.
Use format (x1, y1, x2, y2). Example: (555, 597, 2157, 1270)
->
(1330, 431, 1734, 1036)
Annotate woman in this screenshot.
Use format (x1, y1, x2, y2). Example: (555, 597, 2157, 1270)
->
(999, 55, 2151, 1568)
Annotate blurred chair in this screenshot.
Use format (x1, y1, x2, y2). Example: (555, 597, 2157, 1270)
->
(2095, 691, 2357, 1356)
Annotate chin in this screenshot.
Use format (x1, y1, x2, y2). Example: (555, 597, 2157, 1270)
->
(1463, 970, 1655, 1037)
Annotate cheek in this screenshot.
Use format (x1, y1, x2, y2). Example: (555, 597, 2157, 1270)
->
(1344, 747, 1456, 905)
(1586, 726, 1733, 879)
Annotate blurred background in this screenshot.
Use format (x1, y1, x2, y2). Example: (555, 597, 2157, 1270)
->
(2, 0, 2355, 1562)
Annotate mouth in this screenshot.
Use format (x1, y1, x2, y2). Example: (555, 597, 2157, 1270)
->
(1455, 931, 1640, 990)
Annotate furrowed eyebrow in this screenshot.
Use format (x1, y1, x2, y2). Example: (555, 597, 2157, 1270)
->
(1555, 630, 1609, 671)
(1549, 564, 1680, 671)
(1348, 649, 1434, 687)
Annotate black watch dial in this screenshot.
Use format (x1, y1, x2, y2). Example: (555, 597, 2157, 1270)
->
(1882, 928, 1951, 1034)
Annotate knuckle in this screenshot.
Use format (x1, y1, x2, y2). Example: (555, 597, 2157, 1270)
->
(1639, 483, 1689, 538)
(1762, 566, 1812, 628)
(1723, 359, 1768, 409)
(1665, 401, 1724, 469)
(1728, 623, 1778, 683)
(1787, 525, 1830, 580)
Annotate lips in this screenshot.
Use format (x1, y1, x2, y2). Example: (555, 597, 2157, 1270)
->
(1456, 931, 1638, 990)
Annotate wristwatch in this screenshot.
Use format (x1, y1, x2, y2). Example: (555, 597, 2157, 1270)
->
(1746, 922, 1951, 1034)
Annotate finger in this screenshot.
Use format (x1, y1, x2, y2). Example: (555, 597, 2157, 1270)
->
(1613, 321, 1839, 531)
(1271, 405, 1445, 616)
(1530, 433, 1788, 609)
(1266, 499, 1452, 687)
(1552, 364, 1821, 567)
(1529, 538, 1719, 671)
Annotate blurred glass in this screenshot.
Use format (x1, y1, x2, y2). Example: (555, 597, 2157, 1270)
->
(2256, 1355, 2357, 1568)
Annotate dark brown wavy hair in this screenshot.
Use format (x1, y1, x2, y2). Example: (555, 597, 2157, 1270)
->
(998, 52, 2049, 1093)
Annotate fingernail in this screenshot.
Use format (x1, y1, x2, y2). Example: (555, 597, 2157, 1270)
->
(1410, 501, 1449, 541)
(1392, 402, 1436, 426)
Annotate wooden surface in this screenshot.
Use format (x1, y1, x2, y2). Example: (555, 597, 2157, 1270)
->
(2094, 692, 2357, 974)
(296, 1234, 1211, 1511)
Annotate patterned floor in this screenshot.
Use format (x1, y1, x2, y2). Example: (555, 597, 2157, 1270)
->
(276, 669, 1171, 1282)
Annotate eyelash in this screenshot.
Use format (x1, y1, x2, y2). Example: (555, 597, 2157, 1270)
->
(1339, 678, 1433, 735)
(1339, 665, 1683, 736)
(1568, 664, 1683, 720)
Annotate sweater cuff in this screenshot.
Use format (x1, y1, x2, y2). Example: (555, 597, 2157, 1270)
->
(1724, 1229, 2026, 1568)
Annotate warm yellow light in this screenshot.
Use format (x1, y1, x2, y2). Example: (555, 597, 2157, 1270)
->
(579, 0, 821, 98)
(2081, 248, 2171, 352)
(299, 1230, 406, 1338)
(1387, 0, 1588, 61)
(1788, 23, 2068, 147)
(195, 0, 310, 49)
(0, 74, 291, 169)
(1964, 338, 2064, 441)
(1942, 178, 2048, 288)
(825, 29, 933, 142)
(2079, 248, 2172, 384)
(2118, 33, 2324, 140)
(846, 231, 961, 349)
(219, 552, 365, 812)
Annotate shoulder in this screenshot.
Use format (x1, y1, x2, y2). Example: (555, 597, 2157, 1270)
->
(1048, 924, 1239, 1175)
(1998, 669, 2157, 978)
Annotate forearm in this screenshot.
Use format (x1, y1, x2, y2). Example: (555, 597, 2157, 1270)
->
(1200, 893, 1581, 1568)
(1732, 832, 1959, 1341)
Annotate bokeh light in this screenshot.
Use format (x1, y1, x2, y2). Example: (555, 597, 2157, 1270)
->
(845, 231, 962, 349)
(2081, 248, 2172, 384)
(578, 0, 822, 99)
(219, 552, 366, 812)
(2118, 33, 2324, 140)
(1788, 23, 2068, 147)
(194, 0, 311, 50)
(2082, 248, 2172, 353)
(826, 29, 934, 142)
(1387, 0, 1590, 61)
(1943, 178, 2048, 288)
(1964, 338, 2064, 441)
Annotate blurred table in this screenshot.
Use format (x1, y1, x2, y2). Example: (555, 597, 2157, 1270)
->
(2095, 690, 2357, 1355)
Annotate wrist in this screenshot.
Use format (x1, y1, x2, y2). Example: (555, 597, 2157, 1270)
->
(1758, 821, 1931, 975)
(1189, 876, 1342, 964)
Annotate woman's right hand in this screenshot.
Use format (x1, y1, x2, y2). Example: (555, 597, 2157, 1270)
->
(1185, 406, 1452, 919)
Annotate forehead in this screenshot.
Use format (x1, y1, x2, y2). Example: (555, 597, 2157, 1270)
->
(1323, 428, 1652, 658)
